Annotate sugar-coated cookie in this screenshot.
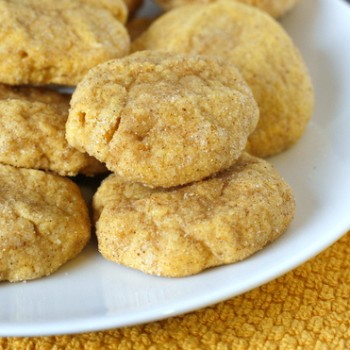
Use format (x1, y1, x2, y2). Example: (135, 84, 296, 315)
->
(67, 50, 259, 187)
(0, 0, 130, 86)
(93, 153, 295, 277)
(0, 164, 90, 282)
(0, 84, 105, 176)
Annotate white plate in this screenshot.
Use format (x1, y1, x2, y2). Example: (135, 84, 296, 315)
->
(1, 0, 350, 337)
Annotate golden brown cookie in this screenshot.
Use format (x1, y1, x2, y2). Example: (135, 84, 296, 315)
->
(66, 50, 259, 188)
(93, 153, 295, 277)
(133, 1, 314, 158)
(155, 0, 300, 17)
(0, 84, 106, 176)
(0, 0, 130, 86)
(0, 164, 90, 282)
(81, 0, 128, 23)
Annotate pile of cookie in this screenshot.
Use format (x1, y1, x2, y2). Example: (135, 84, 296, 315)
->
(0, 0, 130, 282)
(0, 0, 313, 281)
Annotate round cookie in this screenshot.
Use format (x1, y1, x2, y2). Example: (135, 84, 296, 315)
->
(93, 153, 295, 277)
(0, 84, 106, 177)
(66, 50, 259, 188)
(0, 0, 130, 86)
(0, 164, 91, 282)
(155, 0, 300, 18)
(133, 1, 314, 157)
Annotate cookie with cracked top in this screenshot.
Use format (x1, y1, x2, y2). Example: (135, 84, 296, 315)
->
(0, 164, 90, 282)
(0, 0, 130, 86)
(93, 153, 295, 277)
(0, 84, 106, 176)
(66, 50, 259, 188)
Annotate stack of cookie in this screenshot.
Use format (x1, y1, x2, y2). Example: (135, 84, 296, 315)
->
(65, 0, 313, 277)
(65, 48, 298, 277)
(1, 0, 313, 280)
(0, 0, 131, 282)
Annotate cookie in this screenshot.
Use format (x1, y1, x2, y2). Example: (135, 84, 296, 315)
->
(0, 0, 130, 86)
(66, 50, 259, 188)
(93, 153, 295, 277)
(81, 0, 128, 23)
(155, 0, 300, 17)
(0, 164, 90, 282)
(0, 84, 106, 176)
(133, 1, 314, 157)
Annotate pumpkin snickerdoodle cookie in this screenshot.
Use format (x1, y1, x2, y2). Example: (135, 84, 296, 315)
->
(66, 50, 259, 188)
(133, 1, 314, 157)
(0, 164, 91, 282)
(0, 0, 130, 86)
(93, 153, 295, 277)
(0, 84, 105, 176)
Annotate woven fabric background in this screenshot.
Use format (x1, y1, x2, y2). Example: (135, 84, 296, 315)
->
(1, 231, 349, 349)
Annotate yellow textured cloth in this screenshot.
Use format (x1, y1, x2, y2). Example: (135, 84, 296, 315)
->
(1, 231, 350, 350)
